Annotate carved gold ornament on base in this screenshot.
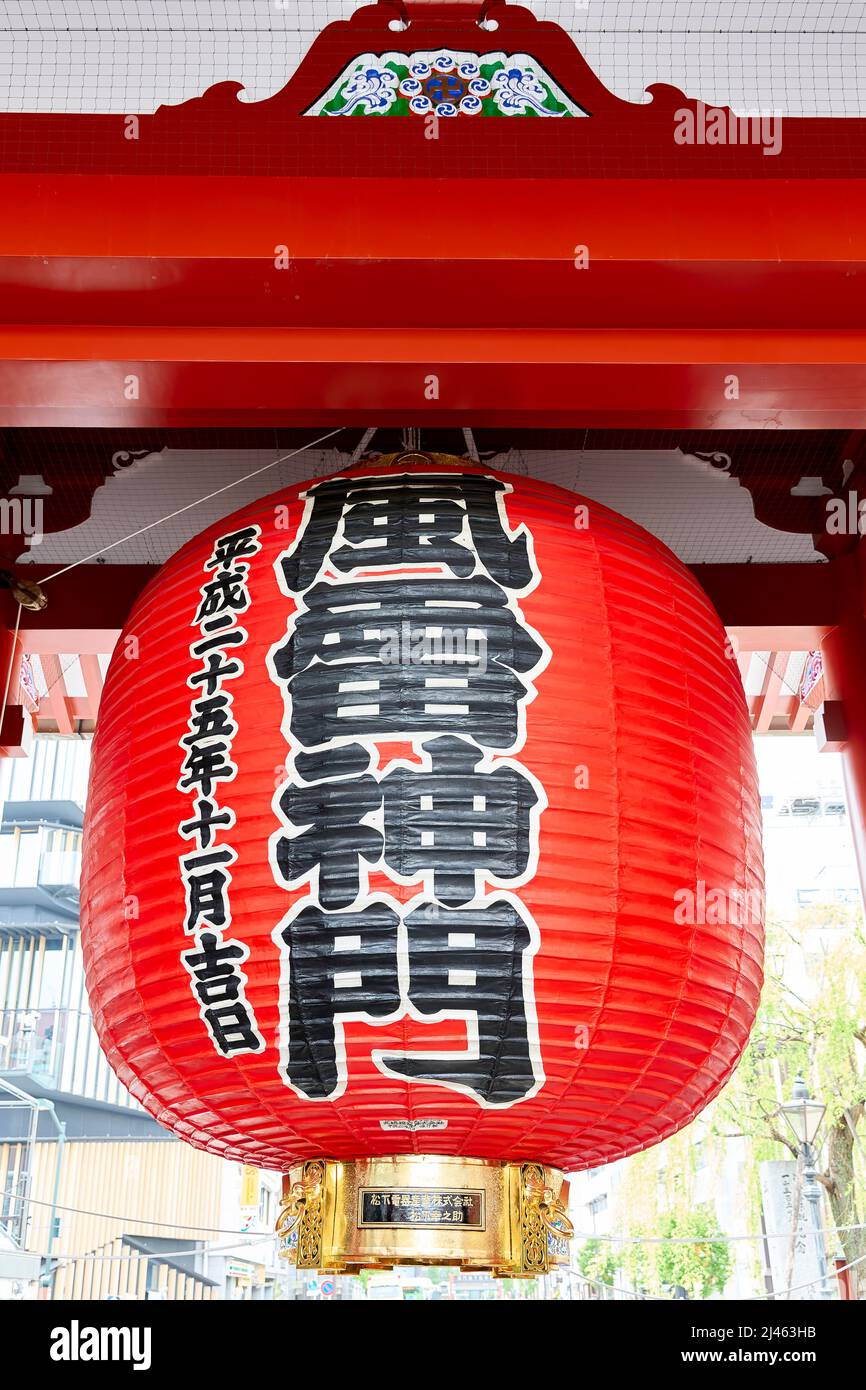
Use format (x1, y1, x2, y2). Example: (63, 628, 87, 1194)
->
(275, 1155, 573, 1276)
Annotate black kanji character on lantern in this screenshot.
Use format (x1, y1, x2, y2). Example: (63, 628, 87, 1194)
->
(272, 576, 544, 750)
(381, 898, 541, 1105)
(276, 575, 540, 676)
(206, 525, 261, 571)
(190, 629, 246, 660)
(188, 648, 243, 698)
(201, 1000, 263, 1055)
(380, 735, 539, 904)
(181, 694, 236, 747)
(274, 744, 382, 909)
(179, 739, 237, 797)
(195, 567, 253, 624)
(277, 902, 401, 1099)
(182, 931, 248, 1006)
(280, 473, 533, 592)
(181, 848, 235, 933)
(285, 659, 535, 751)
(180, 797, 234, 849)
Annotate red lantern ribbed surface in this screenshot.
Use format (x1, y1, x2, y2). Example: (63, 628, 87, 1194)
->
(81, 461, 763, 1171)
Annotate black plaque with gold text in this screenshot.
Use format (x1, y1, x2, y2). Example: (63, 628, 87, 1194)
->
(358, 1188, 485, 1229)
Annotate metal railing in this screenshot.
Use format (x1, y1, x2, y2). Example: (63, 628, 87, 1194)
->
(37, 849, 81, 890)
(0, 1007, 67, 1084)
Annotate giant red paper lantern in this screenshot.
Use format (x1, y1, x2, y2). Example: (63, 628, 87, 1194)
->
(81, 456, 764, 1174)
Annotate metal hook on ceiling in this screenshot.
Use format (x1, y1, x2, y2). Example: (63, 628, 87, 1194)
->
(384, 0, 411, 33)
(477, 0, 503, 31)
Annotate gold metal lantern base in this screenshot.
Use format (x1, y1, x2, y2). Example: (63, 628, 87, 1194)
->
(276, 1155, 572, 1277)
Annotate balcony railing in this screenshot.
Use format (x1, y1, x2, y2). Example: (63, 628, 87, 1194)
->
(37, 850, 81, 891)
(0, 1007, 66, 1084)
(0, 1005, 140, 1110)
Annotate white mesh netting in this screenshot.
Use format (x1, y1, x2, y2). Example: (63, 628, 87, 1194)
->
(0, 1, 863, 115)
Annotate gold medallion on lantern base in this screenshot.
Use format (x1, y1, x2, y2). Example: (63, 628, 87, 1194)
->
(276, 1155, 572, 1277)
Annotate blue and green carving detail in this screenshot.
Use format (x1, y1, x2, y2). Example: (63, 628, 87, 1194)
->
(305, 50, 585, 118)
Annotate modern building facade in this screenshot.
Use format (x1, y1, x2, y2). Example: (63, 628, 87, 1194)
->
(0, 736, 288, 1299)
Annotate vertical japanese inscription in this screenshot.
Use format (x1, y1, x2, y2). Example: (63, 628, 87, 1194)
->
(268, 472, 550, 1106)
(178, 525, 264, 1056)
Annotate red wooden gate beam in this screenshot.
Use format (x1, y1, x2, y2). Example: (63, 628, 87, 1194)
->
(2, 174, 866, 338)
(2, 326, 865, 428)
(2, 175, 865, 331)
(0, 563, 151, 652)
(2, 174, 866, 426)
(695, 563, 836, 649)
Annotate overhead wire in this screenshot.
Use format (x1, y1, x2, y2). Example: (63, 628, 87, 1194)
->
(4, 1186, 866, 1244)
(38, 427, 346, 585)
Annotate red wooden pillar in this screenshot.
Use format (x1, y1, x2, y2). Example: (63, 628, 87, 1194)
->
(834, 1253, 854, 1300)
(819, 547, 866, 900)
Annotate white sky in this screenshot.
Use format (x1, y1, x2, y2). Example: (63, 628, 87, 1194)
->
(754, 733, 844, 800)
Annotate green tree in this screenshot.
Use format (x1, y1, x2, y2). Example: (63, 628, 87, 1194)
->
(714, 904, 866, 1296)
(576, 1237, 621, 1295)
(607, 1132, 736, 1298)
(657, 1206, 732, 1299)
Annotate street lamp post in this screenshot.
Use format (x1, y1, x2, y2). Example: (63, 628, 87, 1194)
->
(778, 1076, 833, 1299)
